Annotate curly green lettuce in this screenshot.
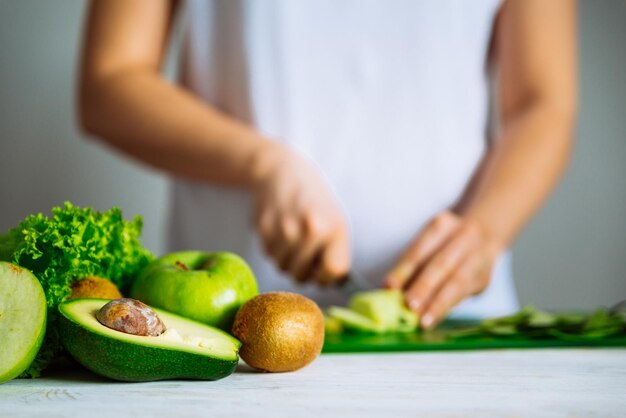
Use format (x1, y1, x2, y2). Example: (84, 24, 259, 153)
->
(0, 202, 153, 377)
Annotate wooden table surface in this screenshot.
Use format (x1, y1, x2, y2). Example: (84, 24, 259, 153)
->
(1, 349, 624, 418)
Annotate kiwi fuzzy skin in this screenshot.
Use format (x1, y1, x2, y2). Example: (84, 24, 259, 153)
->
(232, 292, 325, 373)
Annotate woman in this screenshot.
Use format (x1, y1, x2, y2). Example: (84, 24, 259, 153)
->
(79, 0, 577, 329)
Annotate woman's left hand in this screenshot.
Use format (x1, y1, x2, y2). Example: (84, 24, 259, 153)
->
(384, 211, 503, 330)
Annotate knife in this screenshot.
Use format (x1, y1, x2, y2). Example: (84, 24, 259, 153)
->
(309, 251, 368, 295)
(337, 271, 368, 296)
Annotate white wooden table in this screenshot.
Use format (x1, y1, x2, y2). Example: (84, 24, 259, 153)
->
(1, 349, 624, 418)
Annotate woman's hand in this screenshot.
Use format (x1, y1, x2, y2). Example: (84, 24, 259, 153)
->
(384, 211, 503, 330)
(382, 0, 576, 331)
(252, 143, 351, 285)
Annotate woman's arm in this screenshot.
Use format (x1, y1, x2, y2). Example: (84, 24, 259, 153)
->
(79, 0, 278, 186)
(463, 0, 577, 246)
(80, 0, 350, 283)
(385, 0, 577, 328)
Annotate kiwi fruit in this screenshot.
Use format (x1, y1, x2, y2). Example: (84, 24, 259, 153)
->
(70, 276, 122, 300)
(232, 292, 324, 372)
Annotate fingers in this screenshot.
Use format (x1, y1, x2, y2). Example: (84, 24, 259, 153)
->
(252, 147, 351, 286)
(286, 213, 327, 282)
(315, 228, 350, 285)
(384, 211, 460, 290)
(256, 208, 277, 256)
(404, 222, 481, 313)
(420, 279, 467, 330)
(257, 207, 350, 285)
(420, 253, 489, 329)
(256, 209, 298, 271)
(273, 216, 300, 270)
(287, 238, 322, 282)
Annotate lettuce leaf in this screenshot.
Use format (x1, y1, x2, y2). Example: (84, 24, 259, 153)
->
(0, 202, 153, 377)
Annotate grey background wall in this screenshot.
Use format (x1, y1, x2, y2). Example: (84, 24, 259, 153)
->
(1, 1, 624, 311)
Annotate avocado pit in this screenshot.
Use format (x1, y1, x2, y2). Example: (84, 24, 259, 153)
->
(96, 298, 166, 337)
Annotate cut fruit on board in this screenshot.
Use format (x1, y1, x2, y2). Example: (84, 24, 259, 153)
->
(326, 290, 419, 334)
(326, 306, 384, 333)
(0, 262, 47, 383)
(349, 289, 419, 333)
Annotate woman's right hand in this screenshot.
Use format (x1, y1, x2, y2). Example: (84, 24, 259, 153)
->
(251, 143, 351, 285)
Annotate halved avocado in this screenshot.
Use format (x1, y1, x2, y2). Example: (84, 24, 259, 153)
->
(0, 262, 47, 383)
(59, 299, 240, 382)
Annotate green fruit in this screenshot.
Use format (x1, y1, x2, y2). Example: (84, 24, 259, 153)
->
(396, 308, 420, 333)
(327, 306, 384, 333)
(0, 262, 47, 383)
(327, 290, 419, 334)
(232, 292, 325, 372)
(131, 251, 258, 331)
(324, 315, 344, 334)
(349, 289, 418, 333)
(59, 298, 240, 382)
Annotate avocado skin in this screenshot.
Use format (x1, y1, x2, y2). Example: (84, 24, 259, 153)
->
(58, 300, 238, 382)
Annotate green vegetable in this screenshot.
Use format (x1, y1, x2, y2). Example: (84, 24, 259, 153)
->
(447, 305, 626, 341)
(0, 202, 153, 377)
(59, 299, 240, 382)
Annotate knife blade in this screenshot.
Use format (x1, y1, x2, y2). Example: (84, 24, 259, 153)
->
(337, 271, 368, 296)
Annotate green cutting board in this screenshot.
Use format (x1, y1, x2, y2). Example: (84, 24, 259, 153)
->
(322, 319, 626, 353)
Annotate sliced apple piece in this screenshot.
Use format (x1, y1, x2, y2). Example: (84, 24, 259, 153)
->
(0, 262, 47, 383)
(327, 306, 384, 334)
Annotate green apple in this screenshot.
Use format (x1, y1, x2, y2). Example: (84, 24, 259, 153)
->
(324, 314, 344, 334)
(326, 289, 419, 334)
(349, 289, 418, 332)
(130, 251, 258, 331)
(0, 262, 47, 383)
(327, 306, 384, 333)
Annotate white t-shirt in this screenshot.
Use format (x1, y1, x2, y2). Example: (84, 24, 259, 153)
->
(169, 0, 519, 317)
